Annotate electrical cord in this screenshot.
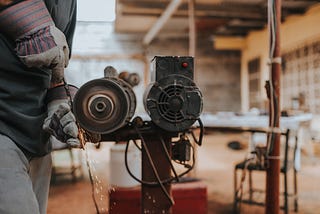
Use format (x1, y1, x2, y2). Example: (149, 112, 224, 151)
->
(132, 139, 142, 151)
(189, 118, 204, 146)
(124, 122, 197, 184)
(124, 131, 198, 207)
(268, 0, 276, 141)
(267, 89, 279, 156)
(266, 0, 280, 161)
(198, 118, 204, 146)
(134, 126, 174, 206)
(124, 136, 196, 186)
(158, 133, 180, 182)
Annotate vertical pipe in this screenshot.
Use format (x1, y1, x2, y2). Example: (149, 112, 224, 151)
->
(266, 0, 281, 214)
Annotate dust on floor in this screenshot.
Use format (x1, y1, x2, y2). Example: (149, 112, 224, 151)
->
(48, 133, 320, 214)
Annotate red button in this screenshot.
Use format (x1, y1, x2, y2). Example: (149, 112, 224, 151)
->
(182, 62, 188, 68)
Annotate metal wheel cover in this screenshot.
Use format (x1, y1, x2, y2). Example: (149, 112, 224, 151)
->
(73, 78, 131, 134)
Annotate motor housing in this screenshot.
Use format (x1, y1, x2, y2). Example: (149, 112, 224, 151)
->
(143, 56, 203, 132)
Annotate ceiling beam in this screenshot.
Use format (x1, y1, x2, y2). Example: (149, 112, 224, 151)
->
(142, 0, 183, 46)
(116, 0, 319, 37)
(282, 1, 320, 8)
(120, 5, 266, 20)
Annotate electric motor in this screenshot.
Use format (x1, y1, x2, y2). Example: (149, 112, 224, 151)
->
(143, 56, 203, 132)
(73, 77, 136, 134)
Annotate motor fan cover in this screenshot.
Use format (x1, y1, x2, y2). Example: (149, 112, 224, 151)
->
(144, 75, 202, 132)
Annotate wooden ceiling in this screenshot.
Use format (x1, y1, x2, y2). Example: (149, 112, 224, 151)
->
(115, 0, 319, 37)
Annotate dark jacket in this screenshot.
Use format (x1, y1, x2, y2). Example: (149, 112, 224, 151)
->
(0, 0, 77, 156)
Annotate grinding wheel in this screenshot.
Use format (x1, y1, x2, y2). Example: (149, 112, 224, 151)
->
(73, 78, 136, 134)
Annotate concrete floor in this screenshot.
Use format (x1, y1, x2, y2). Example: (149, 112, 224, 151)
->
(47, 133, 320, 214)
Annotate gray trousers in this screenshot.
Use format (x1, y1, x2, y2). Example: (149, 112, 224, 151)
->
(0, 134, 52, 214)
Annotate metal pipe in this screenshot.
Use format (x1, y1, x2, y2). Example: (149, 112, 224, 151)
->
(142, 0, 183, 46)
(266, 0, 281, 213)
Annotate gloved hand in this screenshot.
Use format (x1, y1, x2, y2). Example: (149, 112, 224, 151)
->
(43, 100, 81, 148)
(0, 0, 69, 84)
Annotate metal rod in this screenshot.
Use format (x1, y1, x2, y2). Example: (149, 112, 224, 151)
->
(142, 0, 183, 46)
(266, 0, 281, 214)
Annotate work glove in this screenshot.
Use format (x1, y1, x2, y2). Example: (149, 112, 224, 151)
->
(0, 0, 69, 84)
(43, 85, 80, 148)
(43, 100, 81, 148)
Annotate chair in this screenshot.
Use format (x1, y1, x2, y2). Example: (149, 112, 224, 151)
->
(51, 137, 83, 183)
(233, 129, 298, 214)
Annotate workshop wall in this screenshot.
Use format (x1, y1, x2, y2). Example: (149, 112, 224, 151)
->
(66, 23, 241, 114)
(241, 4, 320, 113)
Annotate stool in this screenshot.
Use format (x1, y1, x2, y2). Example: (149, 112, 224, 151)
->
(234, 129, 298, 214)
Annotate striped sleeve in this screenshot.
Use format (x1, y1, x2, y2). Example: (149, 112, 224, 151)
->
(0, 0, 54, 39)
(16, 25, 56, 56)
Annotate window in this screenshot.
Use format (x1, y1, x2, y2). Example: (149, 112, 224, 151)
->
(282, 40, 320, 113)
(248, 58, 261, 109)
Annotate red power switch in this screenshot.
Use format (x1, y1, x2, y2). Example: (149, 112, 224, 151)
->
(182, 62, 188, 68)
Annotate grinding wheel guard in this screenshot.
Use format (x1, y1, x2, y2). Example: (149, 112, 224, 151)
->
(73, 77, 136, 134)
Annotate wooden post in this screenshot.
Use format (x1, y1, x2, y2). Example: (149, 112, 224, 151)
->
(266, 0, 281, 214)
(141, 136, 173, 214)
(188, 0, 196, 57)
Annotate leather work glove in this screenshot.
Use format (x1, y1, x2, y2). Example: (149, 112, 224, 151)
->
(43, 100, 81, 148)
(43, 85, 81, 148)
(0, 0, 69, 84)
